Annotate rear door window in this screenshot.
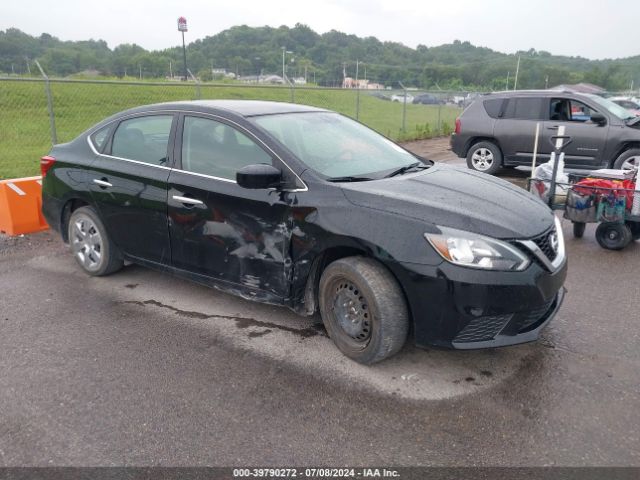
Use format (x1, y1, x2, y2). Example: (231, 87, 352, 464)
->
(502, 97, 544, 120)
(111, 115, 173, 166)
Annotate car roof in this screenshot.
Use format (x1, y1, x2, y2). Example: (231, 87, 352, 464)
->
(117, 100, 329, 118)
(483, 90, 593, 99)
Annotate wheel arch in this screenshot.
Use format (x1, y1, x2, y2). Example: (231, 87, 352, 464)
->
(609, 142, 640, 167)
(294, 245, 413, 333)
(463, 136, 503, 158)
(60, 198, 91, 243)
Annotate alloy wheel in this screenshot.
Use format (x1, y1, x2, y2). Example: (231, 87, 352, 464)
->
(471, 148, 494, 171)
(621, 155, 640, 170)
(71, 214, 103, 271)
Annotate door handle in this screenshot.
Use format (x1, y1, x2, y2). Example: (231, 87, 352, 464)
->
(547, 125, 559, 130)
(93, 178, 112, 188)
(172, 195, 203, 206)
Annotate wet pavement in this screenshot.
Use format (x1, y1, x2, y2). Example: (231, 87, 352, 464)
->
(0, 138, 638, 466)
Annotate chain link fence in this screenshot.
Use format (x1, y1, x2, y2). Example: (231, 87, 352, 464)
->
(0, 76, 468, 179)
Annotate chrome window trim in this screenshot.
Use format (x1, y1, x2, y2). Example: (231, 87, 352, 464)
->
(86, 108, 308, 192)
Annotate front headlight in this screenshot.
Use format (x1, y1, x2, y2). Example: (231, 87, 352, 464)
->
(425, 227, 530, 271)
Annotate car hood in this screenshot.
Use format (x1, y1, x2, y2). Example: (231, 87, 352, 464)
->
(340, 164, 554, 239)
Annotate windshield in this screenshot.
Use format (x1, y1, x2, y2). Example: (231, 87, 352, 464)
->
(252, 112, 423, 179)
(585, 94, 636, 121)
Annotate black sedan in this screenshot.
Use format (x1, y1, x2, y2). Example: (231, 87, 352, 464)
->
(41, 100, 567, 364)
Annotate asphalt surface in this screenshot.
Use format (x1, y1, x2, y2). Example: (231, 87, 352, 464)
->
(0, 138, 639, 466)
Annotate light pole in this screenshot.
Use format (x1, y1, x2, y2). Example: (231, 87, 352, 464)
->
(177, 17, 188, 81)
(254, 57, 261, 83)
(281, 47, 293, 83)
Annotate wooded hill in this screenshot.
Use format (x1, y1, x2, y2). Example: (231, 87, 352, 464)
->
(1, 24, 638, 90)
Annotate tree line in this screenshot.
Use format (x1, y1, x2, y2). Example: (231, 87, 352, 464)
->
(1, 24, 639, 91)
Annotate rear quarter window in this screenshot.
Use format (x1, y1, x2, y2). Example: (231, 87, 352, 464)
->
(90, 125, 112, 152)
(483, 98, 505, 118)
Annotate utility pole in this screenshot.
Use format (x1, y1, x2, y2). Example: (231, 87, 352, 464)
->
(513, 55, 521, 90)
(139, 64, 142, 80)
(281, 47, 292, 82)
(169, 60, 172, 79)
(545, 75, 549, 89)
(506, 71, 509, 90)
(177, 17, 188, 81)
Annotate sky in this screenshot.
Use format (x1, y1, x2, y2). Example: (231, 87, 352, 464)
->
(1, 0, 638, 60)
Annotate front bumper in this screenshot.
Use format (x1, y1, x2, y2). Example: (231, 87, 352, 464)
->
(388, 258, 567, 349)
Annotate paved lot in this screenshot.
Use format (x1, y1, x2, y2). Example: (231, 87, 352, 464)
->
(0, 138, 639, 466)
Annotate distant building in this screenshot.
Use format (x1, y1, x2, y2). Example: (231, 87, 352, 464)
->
(342, 77, 376, 89)
(238, 74, 285, 84)
(550, 83, 606, 95)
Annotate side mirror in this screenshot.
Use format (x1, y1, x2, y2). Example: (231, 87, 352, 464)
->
(236, 164, 282, 189)
(591, 112, 607, 125)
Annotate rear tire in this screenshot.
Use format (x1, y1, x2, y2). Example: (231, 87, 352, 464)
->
(68, 206, 123, 276)
(572, 222, 586, 239)
(612, 149, 640, 170)
(319, 256, 408, 364)
(466, 141, 503, 175)
(595, 222, 632, 250)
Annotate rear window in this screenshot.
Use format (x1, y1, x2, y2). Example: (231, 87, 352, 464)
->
(483, 98, 505, 118)
(503, 97, 544, 120)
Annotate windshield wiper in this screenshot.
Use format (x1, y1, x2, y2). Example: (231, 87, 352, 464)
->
(326, 175, 375, 182)
(383, 161, 429, 178)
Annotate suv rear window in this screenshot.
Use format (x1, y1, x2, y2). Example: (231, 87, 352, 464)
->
(483, 98, 504, 118)
(503, 97, 544, 120)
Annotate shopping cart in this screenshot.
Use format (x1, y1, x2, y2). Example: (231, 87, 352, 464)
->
(528, 135, 640, 251)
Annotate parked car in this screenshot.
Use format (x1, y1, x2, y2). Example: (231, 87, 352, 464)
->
(369, 91, 390, 101)
(41, 100, 566, 364)
(391, 94, 414, 103)
(451, 90, 640, 174)
(412, 93, 442, 105)
(609, 96, 640, 116)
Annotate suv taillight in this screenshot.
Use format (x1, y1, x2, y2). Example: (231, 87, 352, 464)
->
(40, 155, 56, 178)
(454, 117, 461, 134)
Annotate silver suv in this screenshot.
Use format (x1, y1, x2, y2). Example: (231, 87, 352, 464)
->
(450, 90, 640, 174)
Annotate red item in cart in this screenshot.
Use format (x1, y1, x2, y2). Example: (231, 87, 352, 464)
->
(573, 178, 636, 210)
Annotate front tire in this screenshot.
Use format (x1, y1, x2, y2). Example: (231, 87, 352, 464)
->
(612, 149, 640, 170)
(319, 257, 409, 364)
(68, 206, 123, 276)
(466, 141, 503, 175)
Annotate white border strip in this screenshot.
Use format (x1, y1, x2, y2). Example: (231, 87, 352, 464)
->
(6, 182, 26, 196)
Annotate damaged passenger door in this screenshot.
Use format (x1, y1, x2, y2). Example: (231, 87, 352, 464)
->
(167, 114, 293, 299)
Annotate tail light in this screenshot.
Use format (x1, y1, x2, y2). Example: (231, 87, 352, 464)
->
(40, 155, 56, 178)
(454, 117, 461, 134)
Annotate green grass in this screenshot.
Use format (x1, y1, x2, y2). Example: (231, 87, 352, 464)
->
(0, 79, 461, 179)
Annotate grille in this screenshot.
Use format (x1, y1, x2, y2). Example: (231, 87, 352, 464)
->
(531, 228, 558, 262)
(517, 296, 556, 332)
(453, 314, 512, 343)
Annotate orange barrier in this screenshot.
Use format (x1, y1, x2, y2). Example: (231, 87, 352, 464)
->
(0, 176, 49, 236)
